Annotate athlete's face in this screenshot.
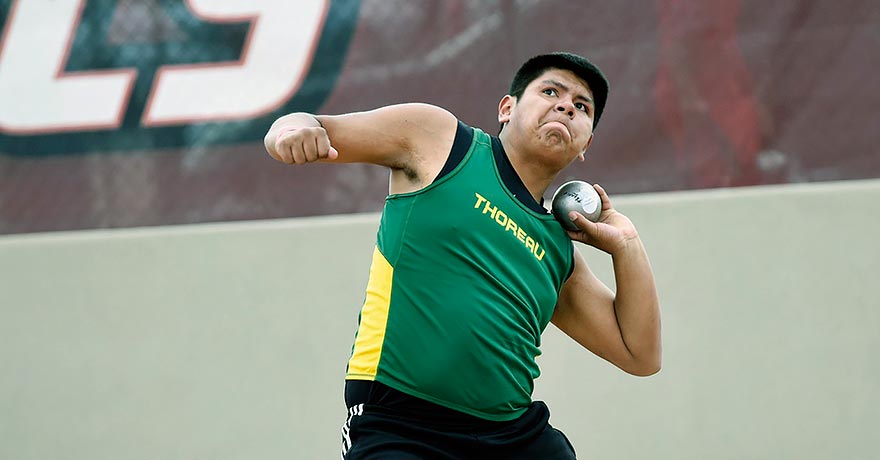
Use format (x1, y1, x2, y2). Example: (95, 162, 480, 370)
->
(498, 68, 595, 167)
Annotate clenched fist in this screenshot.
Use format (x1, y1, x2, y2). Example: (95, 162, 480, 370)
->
(266, 126, 339, 164)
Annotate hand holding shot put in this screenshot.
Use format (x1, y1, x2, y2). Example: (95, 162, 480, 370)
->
(553, 181, 639, 254)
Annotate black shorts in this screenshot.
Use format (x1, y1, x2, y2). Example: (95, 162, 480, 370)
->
(340, 381, 576, 460)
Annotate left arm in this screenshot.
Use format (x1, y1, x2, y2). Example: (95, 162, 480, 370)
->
(551, 184, 662, 376)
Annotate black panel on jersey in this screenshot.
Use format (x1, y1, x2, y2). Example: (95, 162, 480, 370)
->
(433, 121, 549, 215)
(490, 135, 550, 215)
(433, 120, 474, 182)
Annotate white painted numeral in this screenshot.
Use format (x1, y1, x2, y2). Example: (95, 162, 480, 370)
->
(142, 0, 329, 126)
(0, 0, 329, 134)
(0, 0, 136, 134)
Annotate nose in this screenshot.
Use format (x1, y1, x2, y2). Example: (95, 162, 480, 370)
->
(555, 100, 575, 118)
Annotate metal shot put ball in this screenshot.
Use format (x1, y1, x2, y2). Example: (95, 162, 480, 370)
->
(551, 180, 602, 230)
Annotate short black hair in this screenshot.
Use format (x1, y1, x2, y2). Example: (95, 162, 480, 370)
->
(508, 52, 610, 129)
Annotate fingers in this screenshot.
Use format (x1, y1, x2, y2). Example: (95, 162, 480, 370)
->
(302, 136, 319, 162)
(327, 146, 339, 160)
(593, 183, 612, 211)
(565, 212, 598, 246)
(568, 211, 598, 235)
(271, 127, 337, 164)
(267, 145, 284, 163)
(315, 134, 339, 160)
(566, 211, 624, 253)
(274, 130, 295, 164)
(291, 138, 306, 164)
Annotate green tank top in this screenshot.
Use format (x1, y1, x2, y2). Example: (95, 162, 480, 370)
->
(345, 126, 574, 421)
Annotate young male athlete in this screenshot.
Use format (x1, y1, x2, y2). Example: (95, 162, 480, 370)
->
(264, 52, 661, 459)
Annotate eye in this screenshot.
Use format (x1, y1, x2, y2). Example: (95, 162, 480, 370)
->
(574, 102, 589, 113)
(542, 88, 557, 97)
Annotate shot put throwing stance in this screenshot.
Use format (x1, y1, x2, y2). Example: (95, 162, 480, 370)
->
(264, 52, 661, 459)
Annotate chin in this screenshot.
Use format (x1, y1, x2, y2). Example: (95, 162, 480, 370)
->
(539, 137, 571, 154)
(536, 130, 565, 144)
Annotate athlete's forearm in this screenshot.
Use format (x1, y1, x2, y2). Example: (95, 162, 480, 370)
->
(611, 235, 662, 375)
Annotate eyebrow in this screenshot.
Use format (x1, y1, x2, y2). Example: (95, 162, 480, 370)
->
(541, 79, 594, 107)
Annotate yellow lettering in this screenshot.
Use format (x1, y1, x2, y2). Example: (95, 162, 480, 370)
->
(505, 219, 518, 234)
(473, 191, 548, 262)
(474, 193, 487, 209)
(483, 201, 498, 219)
(534, 245, 545, 261)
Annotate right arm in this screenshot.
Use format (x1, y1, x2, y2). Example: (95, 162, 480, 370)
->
(263, 103, 458, 191)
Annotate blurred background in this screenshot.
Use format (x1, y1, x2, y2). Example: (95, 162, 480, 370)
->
(1, 1, 878, 459)
(3, 0, 878, 234)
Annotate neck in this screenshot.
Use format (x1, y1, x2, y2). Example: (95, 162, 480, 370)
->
(498, 129, 558, 204)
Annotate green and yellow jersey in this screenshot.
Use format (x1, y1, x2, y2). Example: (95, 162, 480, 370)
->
(345, 122, 575, 421)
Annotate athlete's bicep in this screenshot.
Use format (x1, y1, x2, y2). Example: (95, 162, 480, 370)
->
(317, 103, 458, 171)
(551, 249, 637, 372)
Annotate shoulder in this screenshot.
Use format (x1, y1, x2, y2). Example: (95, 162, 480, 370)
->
(315, 102, 457, 144)
(395, 104, 461, 185)
(397, 104, 459, 155)
(310, 103, 459, 175)
(393, 102, 456, 121)
(348, 103, 461, 193)
(368, 103, 458, 139)
(325, 102, 458, 160)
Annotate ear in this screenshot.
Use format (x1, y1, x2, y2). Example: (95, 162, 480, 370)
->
(578, 133, 594, 161)
(498, 95, 515, 124)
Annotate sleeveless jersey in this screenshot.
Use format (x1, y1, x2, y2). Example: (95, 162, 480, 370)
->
(345, 125, 574, 421)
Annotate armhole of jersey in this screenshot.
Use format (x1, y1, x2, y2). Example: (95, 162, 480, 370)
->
(432, 120, 474, 184)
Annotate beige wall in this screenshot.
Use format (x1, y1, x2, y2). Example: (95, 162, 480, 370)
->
(2, 179, 878, 460)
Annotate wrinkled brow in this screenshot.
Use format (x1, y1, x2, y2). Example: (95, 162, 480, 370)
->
(541, 79, 594, 107)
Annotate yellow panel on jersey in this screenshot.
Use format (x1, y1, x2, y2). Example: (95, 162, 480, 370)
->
(343, 125, 575, 421)
(346, 246, 393, 380)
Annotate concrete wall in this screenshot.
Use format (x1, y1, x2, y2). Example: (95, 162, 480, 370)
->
(2, 179, 878, 460)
